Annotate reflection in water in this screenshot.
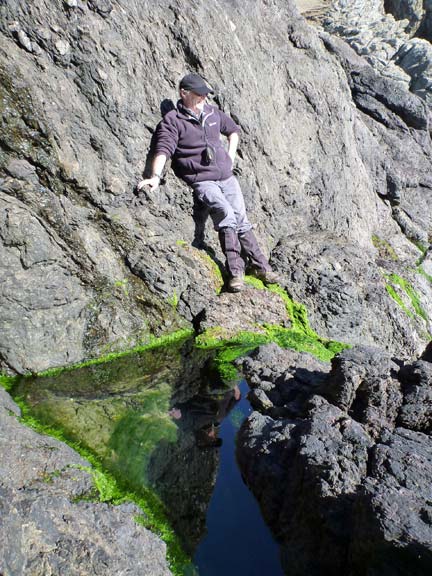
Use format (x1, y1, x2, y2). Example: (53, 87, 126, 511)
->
(12, 338, 283, 574)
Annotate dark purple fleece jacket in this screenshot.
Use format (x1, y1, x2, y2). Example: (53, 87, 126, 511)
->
(154, 101, 240, 185)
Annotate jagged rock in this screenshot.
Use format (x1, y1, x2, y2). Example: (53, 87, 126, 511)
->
(0, 389, 171, 575)
(240, 343, 330, 417)
(325, 346, 402, 437)
(351, 428, 432, 576)
(398, 360, 432, 433)
(237, 343, 432, 574)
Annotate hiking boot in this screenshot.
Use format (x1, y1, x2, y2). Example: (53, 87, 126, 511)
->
(255, 269, 280, 284)
(228, 275, 245, 292)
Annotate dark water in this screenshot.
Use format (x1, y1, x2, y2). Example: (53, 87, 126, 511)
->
(12, 339, 284, 575)
(193, 379, 284, 576)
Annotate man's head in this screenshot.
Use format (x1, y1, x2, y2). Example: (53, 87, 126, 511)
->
(179, 73, 213, 111)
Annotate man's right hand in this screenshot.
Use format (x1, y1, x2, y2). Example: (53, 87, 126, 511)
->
(137, 175, 160, 192)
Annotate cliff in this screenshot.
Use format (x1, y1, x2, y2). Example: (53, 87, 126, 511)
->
(1, 0, 431, 375)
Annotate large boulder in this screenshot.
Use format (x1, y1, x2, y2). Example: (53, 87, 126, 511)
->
(237, 342, 432, 575)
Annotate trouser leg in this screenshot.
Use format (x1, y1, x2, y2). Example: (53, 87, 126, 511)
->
(218, 176, 252, 234)
(218, 227, 244, 277)
(238, 229, 271, 272)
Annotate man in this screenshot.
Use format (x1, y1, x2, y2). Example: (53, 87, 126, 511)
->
(138, 73, 278, 292)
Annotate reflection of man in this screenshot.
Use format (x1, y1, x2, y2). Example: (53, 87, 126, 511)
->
(138, 73, 279, 292)
(169, 385, 241, 448)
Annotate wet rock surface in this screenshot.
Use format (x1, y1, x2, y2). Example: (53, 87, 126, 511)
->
(0, 388, 172, 576)
(237, 343, 432, 575)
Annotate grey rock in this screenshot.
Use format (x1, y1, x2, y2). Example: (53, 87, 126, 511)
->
(0, 387, 172, 575)
(351, 428, 432, 576)
(197, 287, 290, 340)
(237, 343, 432, 574)
(398, 360, 432, 433)
(0, 0, 431, 375)
(16, 29, 32, 52)
(271, 234, 427, 358)
(325, 345, 402, 437)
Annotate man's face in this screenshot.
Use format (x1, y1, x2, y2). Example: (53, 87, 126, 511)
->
(180, 89, 207, 111)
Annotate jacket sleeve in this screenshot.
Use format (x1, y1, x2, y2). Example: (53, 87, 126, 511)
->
(218, 109, 240, 136)
(154, 114, 179, 158)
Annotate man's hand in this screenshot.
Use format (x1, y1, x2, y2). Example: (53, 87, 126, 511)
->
(137, 175, 160, 192)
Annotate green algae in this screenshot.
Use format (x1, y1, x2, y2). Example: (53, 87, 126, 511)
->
(196, 280, 348, 384)
(385, 273, 428, 323)
(371, 235, 398, 261)
(29, 328, 194, 379)
(5, 388, 191, 575)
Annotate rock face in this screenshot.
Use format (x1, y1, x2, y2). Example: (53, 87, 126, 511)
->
(0, 387, 172, 576)
(0, 0, 432, 375)
(237, 343, 432, 575)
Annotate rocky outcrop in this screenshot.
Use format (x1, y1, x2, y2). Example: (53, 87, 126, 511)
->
(237, 343, 432, 575)
(322, 0, 432, 105)
(0, 387, 172, 576)
(1, 0, 432, 375)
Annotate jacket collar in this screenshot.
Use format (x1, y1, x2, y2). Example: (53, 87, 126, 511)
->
(176, 100, 213, 122)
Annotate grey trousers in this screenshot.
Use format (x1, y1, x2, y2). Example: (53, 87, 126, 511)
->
(192, 176, 271, 277)
(192, 176, 252, 233)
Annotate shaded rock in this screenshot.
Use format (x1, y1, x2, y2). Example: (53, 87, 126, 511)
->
(351, 428, 432, 576)
(237, 343, 432, 574)
(420, 339, 432, 362)
(325, 345, 402, 437)
(398, 360, 432, 433)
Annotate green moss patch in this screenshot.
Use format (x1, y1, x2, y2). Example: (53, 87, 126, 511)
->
(385, 273, 428, 323)
(6, 394, 191, 575)
(372, 235, 398, 261)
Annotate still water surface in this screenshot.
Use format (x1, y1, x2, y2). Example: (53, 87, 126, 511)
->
(13, 340, 284, 575)
(193, 378, 284, 576)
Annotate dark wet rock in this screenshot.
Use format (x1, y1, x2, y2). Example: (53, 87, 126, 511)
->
(351, 428, 432, 576)
(325, 346, 402, 438)
(237, 342, 432, 575)
(398, 360, 432, 433)
(240, 343, 330, 417)
(0, 388, 171, 575)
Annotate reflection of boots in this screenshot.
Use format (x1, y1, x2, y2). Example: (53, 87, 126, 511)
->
(218, 227, 245, 292)
(195, 426, 222, 448)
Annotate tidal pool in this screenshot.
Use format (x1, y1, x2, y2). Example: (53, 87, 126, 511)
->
(12, 337, 284, 575)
